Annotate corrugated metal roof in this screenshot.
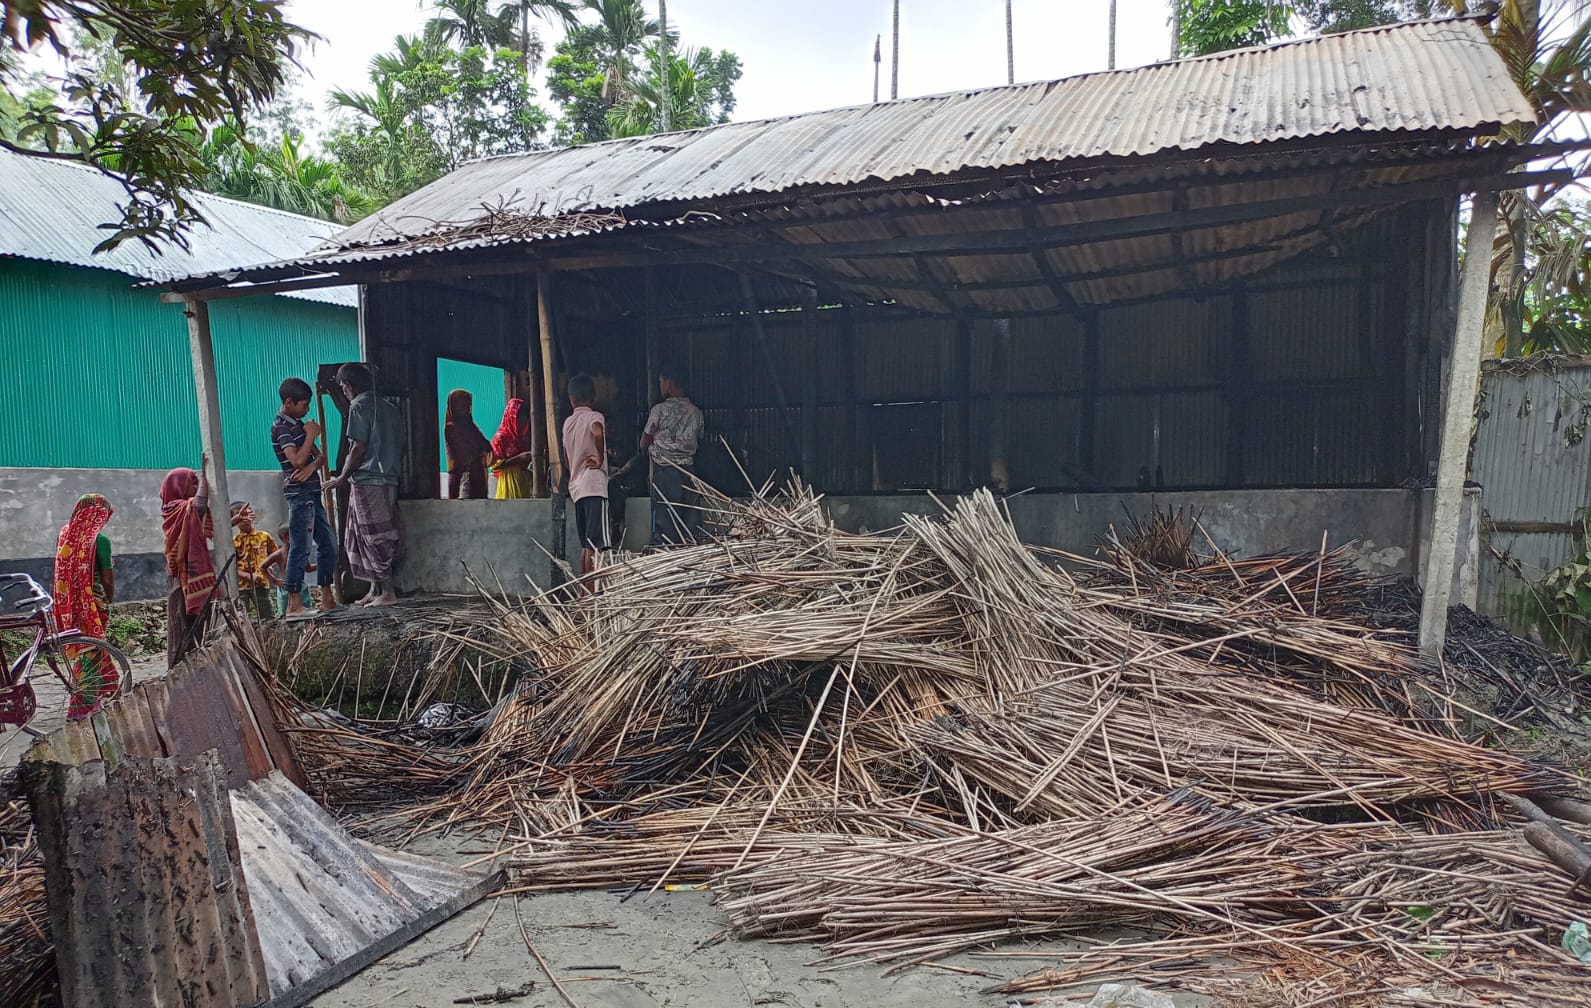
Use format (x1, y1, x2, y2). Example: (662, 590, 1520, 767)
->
(0, 147, 357, 307)
(330, 18, 1533, 252)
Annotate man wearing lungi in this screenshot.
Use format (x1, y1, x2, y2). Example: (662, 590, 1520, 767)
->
(325, 362, 405, 607)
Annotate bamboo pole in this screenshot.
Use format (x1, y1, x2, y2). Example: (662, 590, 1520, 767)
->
(537, 272, 563, 493)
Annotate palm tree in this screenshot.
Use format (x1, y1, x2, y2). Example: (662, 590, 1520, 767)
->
(607, 45, 723, 137)
(580, 0, 664, 104)
(426, 0, 515, 48)
(1466, 0, 1591, 354)
(512, 0, 581, 75)
(201, 125, 376, 223)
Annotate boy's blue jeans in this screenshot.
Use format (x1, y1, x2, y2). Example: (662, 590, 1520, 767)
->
(285, 494, 338, 594)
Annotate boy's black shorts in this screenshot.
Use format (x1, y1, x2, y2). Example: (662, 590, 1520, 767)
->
(574, 496, 611, 549)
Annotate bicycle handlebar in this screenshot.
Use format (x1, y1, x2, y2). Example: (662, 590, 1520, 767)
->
(0, 573, 52, 614)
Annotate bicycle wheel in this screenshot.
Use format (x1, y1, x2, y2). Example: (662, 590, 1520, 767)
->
(49, 635, 134, 713)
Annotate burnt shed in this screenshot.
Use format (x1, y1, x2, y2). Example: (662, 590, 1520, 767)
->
(161, 18, 1548, 647)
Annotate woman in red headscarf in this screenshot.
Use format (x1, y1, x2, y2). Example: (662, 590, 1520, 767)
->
(53, 493, 117, 717)
(490, 398, 535, 499)
(161, 459, 215, 667)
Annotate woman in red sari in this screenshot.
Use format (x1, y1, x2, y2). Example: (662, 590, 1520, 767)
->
(161, 461, 215, 667)
(490, 398, 535, 499)
(52, 493, 117, 717)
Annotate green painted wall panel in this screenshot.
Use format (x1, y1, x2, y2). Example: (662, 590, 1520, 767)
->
(436, 358, 508, 471)
(0, 259, 357, 471)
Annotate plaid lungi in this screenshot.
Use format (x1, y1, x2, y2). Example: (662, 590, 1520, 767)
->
(346, 483, 400, 582)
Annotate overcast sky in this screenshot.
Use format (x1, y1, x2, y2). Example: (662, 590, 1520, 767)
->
(287, 0, 1180, 131)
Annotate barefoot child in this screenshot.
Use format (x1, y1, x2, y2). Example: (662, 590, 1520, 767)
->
(272, 378, 340, 620)
(561, 373, 610, 576)
(263, 524, 313, 617)
(230, 502, 277, 620)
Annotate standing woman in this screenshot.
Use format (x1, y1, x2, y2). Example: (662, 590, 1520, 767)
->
(444, 389, 492, 499)
(161, 460, 216, 667)
(52, 493, 118, 717)
(490, 398, 535, 499)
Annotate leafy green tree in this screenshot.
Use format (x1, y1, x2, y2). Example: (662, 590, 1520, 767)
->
(1173, 0, 1292, 55)
(1514, 199, 1591, 354)
(608, 46, 741, 137)
(546, 25, 612, 145)
(0, 0, 313, 250)
(1291, 0, 1436, 32)
(548, 4, 738, 145)
(326, 34, 549, 202)
(201, 123, 376, 223)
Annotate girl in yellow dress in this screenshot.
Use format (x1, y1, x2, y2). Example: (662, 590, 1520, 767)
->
(490, 398, 535, 499)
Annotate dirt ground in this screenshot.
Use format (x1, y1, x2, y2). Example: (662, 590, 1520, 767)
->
(0, 652, 168, 768)
(307, 836, 1213, 1008)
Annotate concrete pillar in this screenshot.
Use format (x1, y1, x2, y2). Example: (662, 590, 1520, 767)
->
(1419, 191, 1498, 656)
(183, 296, 235, 593)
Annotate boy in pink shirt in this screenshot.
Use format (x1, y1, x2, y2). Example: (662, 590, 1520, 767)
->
(561, 374, 610, 575)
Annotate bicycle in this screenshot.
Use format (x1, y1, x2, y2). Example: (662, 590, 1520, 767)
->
(0, 573, 132, 737)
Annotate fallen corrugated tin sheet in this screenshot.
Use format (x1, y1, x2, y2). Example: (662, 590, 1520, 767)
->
(327, 18, 1532, 252)
(0, 148, 356, 307)
(24, 636, 502, 1008)
(233, 772, 503, 1007)
(28, 634, 305, 788)
(24, 753, 272, 1008)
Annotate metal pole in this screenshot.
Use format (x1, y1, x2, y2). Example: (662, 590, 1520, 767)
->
(873, 34, 881, 103)
(1006, 0, 1014, 84)
(182, 296, 235, 593)
(1108, 0, 1117, 69)
(891, 0, 900, 99)
(1419, 190, 1499, 657)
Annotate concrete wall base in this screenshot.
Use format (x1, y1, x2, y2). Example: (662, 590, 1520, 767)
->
(394, 487, 1479, 603)
(1, 467, 293, 601)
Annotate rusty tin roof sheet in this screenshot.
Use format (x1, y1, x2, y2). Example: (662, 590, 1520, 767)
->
(329, 18, 1533, 252)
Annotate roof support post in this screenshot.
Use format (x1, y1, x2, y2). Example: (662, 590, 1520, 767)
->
(183, 296, 235, 592)
(800, 285, 819, 482)
(537, 271, 567, 584)
(645, 266, 661, 423)
(989, 319, 1011, 491)
(1419, 190, 1497, 657)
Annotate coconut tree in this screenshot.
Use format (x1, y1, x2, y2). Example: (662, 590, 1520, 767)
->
(580, 0, 664, 103)
(201, 124, 376, 223)
(607, 45, 731, 137)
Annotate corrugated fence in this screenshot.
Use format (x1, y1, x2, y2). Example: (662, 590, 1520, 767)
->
(1473, 357, 1591, 628)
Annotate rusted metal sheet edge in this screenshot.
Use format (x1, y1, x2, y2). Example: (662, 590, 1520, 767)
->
(254, 868, 506, 1008)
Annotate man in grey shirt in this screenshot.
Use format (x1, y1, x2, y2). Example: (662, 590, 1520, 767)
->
(639, 366, 705, 544)
(325, 362, 405, 606)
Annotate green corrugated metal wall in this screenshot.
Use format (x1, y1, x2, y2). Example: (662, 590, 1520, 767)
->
(0, 258, 359, 470)
(437, 358, 508, 469)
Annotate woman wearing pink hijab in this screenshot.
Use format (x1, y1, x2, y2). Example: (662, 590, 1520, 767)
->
(160, 456, 215, 667)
